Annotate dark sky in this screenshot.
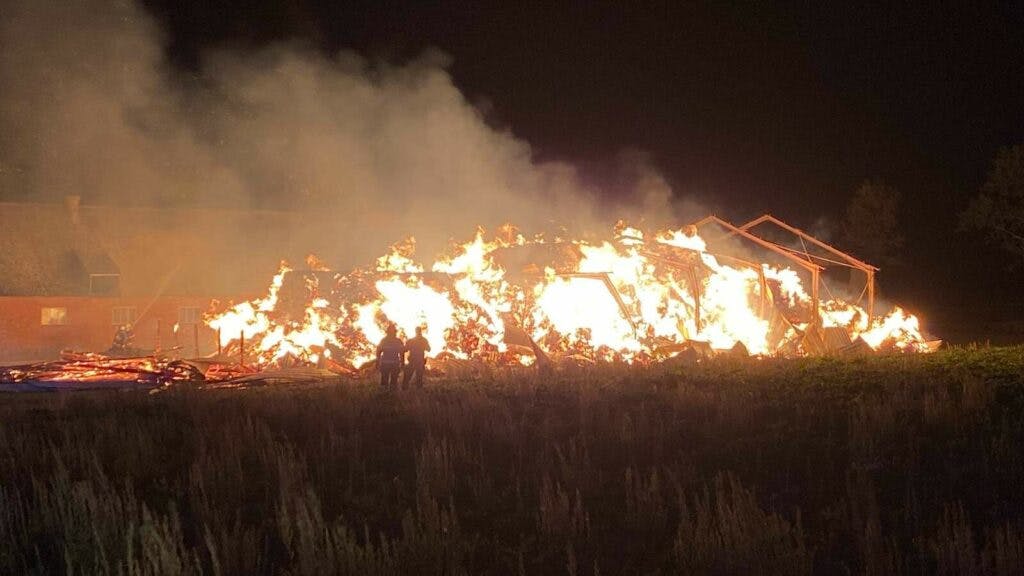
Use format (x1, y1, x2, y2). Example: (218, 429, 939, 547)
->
(142, 1, 1024, 215)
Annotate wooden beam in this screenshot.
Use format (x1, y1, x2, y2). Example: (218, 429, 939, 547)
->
(688, 267, 702, 333)
(866, 269, 875, 320)
(811, 268, 820, 325)
(759, 266, 768, 318)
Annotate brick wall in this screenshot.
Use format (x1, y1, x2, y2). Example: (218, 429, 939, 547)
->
(0, 296, 225, 362)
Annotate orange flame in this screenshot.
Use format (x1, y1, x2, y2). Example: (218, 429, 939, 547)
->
(205, 223, 934, 368)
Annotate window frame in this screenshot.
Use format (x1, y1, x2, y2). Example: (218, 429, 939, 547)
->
(40, 307, 69, 326)
(111, 306, 137, 327)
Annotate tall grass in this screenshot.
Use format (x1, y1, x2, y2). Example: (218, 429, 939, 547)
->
(2, 346, 1024, 574)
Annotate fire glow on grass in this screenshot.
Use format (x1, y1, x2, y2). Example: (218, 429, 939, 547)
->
(206, 223, 932, 368)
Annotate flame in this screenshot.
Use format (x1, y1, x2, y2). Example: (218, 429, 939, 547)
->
(361, 278, 455, 356)
(376, 237, 423, 273)
(205, 223, 934, 369)
(533, 271, 641, 358)
(857, 306, 928, 351)
(206, 264, 349, 364)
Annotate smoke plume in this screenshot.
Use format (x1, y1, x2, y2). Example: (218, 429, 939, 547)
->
(0, 0, 701, 278)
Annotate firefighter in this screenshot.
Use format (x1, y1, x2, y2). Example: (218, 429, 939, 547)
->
(402, 326, 431, 388)
(375, 324, 404, 389)
(112, 324, 133, 355)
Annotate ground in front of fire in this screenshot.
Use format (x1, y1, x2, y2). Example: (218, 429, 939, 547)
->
(2, 346, 1022, 574)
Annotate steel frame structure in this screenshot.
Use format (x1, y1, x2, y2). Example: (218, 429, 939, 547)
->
(735, 215, 878, 320)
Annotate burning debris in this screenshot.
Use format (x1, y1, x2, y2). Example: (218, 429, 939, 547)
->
(0, 351, 204, 391)
(204, 215, 939, 372)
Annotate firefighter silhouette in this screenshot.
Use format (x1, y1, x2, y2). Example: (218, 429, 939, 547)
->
(375, 324, 404, 388)
(112, 325, 134, 354)
(402, 326, 431, 387)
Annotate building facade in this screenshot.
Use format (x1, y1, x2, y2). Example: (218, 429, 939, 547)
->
(0, 199, 332, 362)
(0, 296, 218, 362)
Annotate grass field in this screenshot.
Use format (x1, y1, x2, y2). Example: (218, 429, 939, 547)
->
(2, 346, 1024, 575)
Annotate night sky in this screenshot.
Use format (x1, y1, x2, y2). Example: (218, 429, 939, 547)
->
(143, 2, 1024, 208)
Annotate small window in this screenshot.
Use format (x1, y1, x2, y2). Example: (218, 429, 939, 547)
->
(89, 274, 120, 295)
(41, 307, 68, 326)
(112, 306, 137, 326)
(178, 307, 201, 325)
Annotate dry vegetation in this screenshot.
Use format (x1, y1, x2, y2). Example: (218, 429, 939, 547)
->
(2, 346, 1024, 575)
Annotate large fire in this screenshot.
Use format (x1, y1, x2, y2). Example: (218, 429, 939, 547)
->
(206, 220, 935, 370)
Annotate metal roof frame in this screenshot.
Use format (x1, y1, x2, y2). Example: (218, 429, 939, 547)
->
(735, 214, 877, 319)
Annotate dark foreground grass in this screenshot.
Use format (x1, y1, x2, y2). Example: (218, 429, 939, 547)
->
(2, 347, 1024, 575)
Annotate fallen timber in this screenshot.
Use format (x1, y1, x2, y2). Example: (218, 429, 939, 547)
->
(0, 351, 204, 392)
(0, 349, 351, 392)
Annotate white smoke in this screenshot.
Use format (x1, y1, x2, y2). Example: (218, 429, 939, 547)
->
(0, 0, 701, 272)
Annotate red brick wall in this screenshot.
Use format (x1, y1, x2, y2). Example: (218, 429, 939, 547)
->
(0, 296, 225, 362)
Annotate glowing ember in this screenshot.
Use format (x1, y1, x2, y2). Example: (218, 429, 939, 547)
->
(205, 221, 935, 369)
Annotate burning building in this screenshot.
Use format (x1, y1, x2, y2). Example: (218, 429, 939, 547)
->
(204, 215, 937, 373)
